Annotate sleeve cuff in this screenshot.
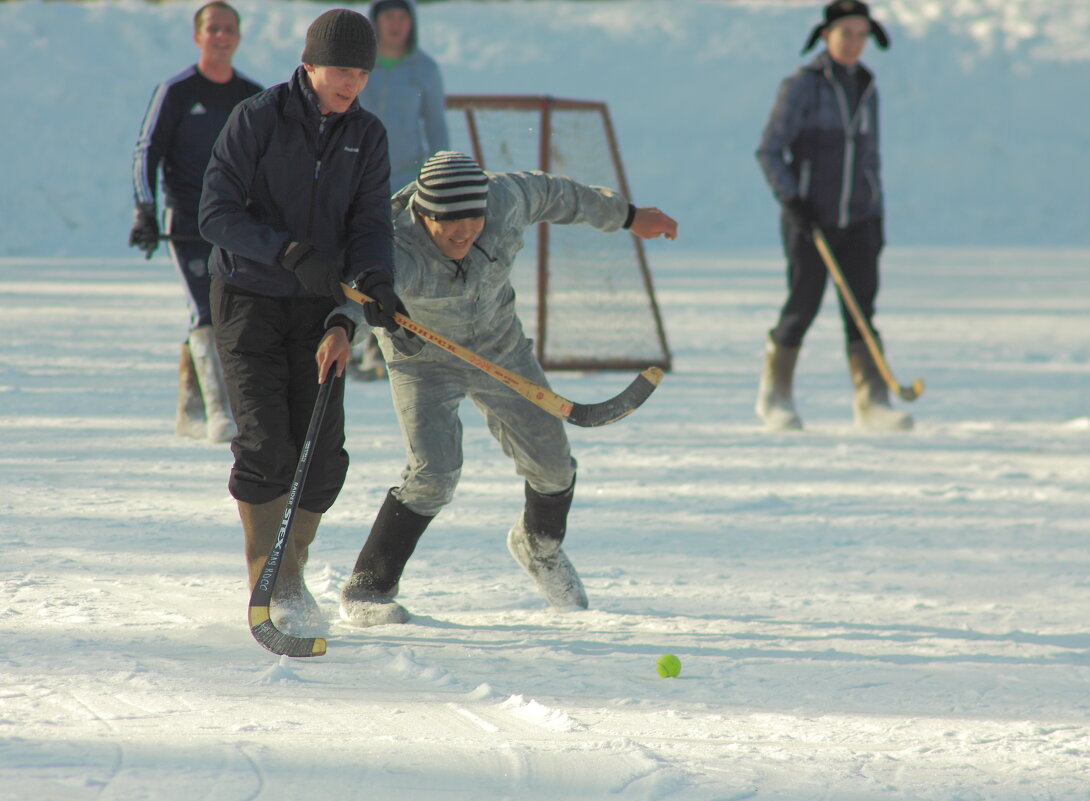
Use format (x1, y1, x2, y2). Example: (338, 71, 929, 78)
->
(622, 204, 636, 230)
(325, 300, 367, 339)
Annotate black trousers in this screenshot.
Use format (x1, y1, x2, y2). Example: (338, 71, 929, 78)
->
(210, 278, 348, 512)
(770, 215, 884, 349)
(164, 209, 214, 330)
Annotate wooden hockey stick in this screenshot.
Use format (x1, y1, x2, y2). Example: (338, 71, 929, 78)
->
(247, 364, 338, 658)
(811, 227, 924, 401)
(341, 283, 664, 427)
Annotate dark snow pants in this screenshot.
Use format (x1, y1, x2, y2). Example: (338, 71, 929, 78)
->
(164, 208, 214, 330)
(770, 215, 884, 349)
(210, 278, 348, 512)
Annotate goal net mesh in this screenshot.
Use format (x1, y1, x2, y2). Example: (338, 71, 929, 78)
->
(444, 96, 671, 371)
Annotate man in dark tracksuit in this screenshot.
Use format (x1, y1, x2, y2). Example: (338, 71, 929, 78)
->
(129, 2, 262, 443)
(755, 0, 911, 431)
(199, 9, 408, 636)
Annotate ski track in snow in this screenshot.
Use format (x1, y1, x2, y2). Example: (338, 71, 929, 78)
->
(2, 250, 1090, 799)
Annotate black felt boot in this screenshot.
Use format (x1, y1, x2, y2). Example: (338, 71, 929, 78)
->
(340, 489, 433, 626)
(506, 478, 588, 610)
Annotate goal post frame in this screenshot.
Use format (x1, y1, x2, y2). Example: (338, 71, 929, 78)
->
(445, 94, 673, 372)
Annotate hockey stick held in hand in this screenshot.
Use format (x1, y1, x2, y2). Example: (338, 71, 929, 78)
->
(247, 364, 338, 658)
(811, 227, 924, 402)
(341, 282, 663, 427)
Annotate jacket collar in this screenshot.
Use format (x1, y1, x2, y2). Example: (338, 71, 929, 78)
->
(284, 65, 362, 124)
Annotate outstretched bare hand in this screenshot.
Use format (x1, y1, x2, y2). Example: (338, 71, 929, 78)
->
(629, 207, 678, 241)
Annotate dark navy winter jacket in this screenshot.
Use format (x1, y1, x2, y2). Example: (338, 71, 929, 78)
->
(756, 51, 883, 230)
(200, 66, 394, 297)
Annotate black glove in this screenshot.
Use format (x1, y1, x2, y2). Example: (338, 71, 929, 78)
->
(783, 196, 817, 229)
(357, 273, 411, 335)
(128, 203, 159, 259)
(279, 242, 346, 304)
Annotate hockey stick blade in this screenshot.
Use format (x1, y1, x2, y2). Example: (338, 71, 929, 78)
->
(246, 367, 336, 659)
(565, 366, 664, 427)
(342, 283, 665, 427)
(249, 609, 326, 658)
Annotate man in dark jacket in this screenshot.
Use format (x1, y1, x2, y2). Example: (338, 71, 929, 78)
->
(129, 2, 261, 443)
(199, 8, 408, 636)
(755, 0, 911, 431)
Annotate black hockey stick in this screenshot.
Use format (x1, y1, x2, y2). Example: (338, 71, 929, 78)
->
(812, 227, 924, 401)
(341, 283, 663, 427)
(247, 364, 338, 658)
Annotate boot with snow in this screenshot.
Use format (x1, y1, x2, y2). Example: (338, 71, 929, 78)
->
(506, 479, 587, 611)
(847, 339, 914, 431)
(175, 342, 206, 438)
(755, 333, 802, 430)
(340, 490, 433, 627)
(187, 325, 237, 443)
(239, 496, 326, 636)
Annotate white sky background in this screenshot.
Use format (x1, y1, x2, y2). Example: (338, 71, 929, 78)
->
(1, 2, 1089, 799)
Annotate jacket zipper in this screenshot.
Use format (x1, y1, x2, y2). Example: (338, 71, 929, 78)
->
(305, 115, 327, 240)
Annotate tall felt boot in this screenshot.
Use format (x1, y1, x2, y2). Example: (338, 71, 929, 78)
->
(755, 333, 802, 430)
(506, 478, 587, 610)
(340, 490, 433, 627)
(847, 340, 914, 431)
(187, 325, 237, 443)
(239, 496, 325, 636)
(175, 342, 206, 438)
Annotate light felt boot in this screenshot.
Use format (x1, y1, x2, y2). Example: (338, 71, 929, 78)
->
(187, 325, 237, 443)
(175, 342, 206, 438)
(847, 340, 914, 431)
(340, 490, 433, 627)
(506, 479, 587, 611)
(239, 496, 326, 637)
(755, 334, 802, 430)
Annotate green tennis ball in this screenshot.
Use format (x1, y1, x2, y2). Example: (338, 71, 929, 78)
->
(656, 653, 681, 678)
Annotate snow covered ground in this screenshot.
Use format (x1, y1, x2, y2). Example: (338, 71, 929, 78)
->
(3, 246, 1089, 799)
(3, 1, 1090, 799)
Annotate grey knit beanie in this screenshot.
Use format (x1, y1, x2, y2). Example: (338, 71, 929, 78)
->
(301, 9, 377, 71)
(413, 152, 489, 221)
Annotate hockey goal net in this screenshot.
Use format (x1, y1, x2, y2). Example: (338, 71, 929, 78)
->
(444, 95, 672, 372)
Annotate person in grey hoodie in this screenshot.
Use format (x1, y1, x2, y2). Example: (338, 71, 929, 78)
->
(329, 152, 678, 626)
(350, 0, 451, 381)
(755, 0, 911, 432)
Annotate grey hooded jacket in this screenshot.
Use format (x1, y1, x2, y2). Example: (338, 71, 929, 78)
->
(362, 0, 449, 192)
(334, 170, 630, 367)
(756, 51, 883, 230)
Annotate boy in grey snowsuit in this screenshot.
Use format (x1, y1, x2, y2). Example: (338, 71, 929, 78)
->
(330, 152, 677, 626)
(755, 0, 911, 431)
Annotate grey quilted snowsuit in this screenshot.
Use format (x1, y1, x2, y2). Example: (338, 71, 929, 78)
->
(336, 171, 632, 516)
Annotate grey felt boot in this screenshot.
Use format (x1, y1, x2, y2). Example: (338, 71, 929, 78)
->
(239, 496, 325, 636)
(847, 340, 914, 431)
(187, 325, 237, 443)
(755, 333, 802, 430)
(175, 342, 206, 438)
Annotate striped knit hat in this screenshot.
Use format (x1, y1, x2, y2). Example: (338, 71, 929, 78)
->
(412, 152, 489, 221)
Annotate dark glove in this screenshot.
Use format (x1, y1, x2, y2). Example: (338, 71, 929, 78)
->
(128, 203, 159, 259)
(279, 242, 346, 304)
(357, 273, 411, 335)
(783, 196, 817, 229)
